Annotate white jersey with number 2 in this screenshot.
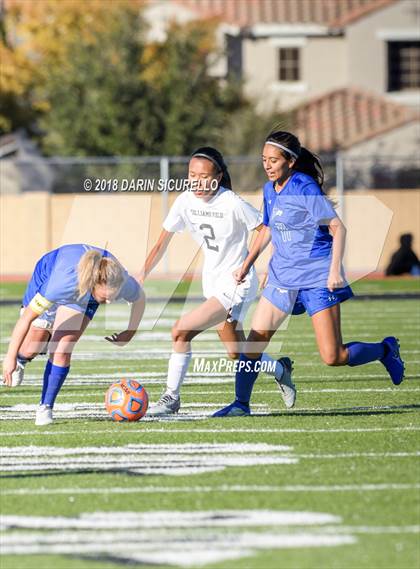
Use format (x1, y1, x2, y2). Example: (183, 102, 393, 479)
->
(163, 186, 262, 318)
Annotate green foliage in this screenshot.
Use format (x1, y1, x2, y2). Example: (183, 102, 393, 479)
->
(140, 21, 247, 155)
(1, 1, 264, 156)
(37, 7, 148, 156)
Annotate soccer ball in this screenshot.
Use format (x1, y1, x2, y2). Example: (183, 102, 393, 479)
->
(105, 380, 148, 422)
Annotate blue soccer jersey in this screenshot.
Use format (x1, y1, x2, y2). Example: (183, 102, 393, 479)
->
(23, 244, 141, 316)
(263, 172, 338, 289)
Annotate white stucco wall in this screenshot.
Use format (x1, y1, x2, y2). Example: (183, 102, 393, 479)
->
(347, 0, 420, 95)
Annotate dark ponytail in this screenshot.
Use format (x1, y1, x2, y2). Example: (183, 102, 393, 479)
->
(265, 130, 324, 188)
(191, 146, 233, 191)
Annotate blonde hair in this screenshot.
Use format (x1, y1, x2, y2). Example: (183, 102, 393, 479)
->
(77, 250, 125, 299)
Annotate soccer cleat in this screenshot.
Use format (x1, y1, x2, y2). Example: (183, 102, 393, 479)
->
(35, 404, 53, 426)
(147, 393, 181, 416)
(274, 357, 296, 409)
(11, 361, 25, 387)
(212, 400, 250, 417)
(381, 336, 405, 385)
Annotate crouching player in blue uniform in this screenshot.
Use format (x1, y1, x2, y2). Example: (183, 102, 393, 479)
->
(214, 130, 405, 417)
(2, 244, 145, 425)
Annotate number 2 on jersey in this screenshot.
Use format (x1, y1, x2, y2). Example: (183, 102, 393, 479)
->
(200, 223, 219, 252)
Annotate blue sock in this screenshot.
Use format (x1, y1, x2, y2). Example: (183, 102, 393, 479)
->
(346, 341, 385, 367)
(40, 360, 53, 404)
(42, 364, 70, 407)
(235, 353, 262, 405)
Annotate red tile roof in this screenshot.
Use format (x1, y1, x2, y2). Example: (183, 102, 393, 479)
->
(173, 0, 399, 28)
(292, 87, 419, 152)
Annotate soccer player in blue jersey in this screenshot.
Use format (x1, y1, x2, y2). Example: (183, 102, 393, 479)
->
(2, 244, 145, 425)
(214, 131, 405, 417)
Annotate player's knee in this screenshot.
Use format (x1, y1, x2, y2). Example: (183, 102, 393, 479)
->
(19, 348, 37, 360)
(51, 352, 72, 367)
(171, 324, 189, 343)
(227, 351, 240, 360)
(249, 329, 272, 343)
(321, 349, 345, 366)
(246, 329, 272, 353)
(50, 335, 78, 365)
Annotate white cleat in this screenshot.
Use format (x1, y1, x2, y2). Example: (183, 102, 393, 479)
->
(147, 393, 180, 416)
(35, 404, 53, 426)
(11, 361, 25, 387)
(274, 357, 296, 409)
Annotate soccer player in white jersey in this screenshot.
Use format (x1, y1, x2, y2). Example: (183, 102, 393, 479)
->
(2, 245, 145, 425)
(214, 131, 405, 417)
(142, 146, 295, 415)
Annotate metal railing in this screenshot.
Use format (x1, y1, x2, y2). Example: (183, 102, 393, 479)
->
(1, 154, 418, 196)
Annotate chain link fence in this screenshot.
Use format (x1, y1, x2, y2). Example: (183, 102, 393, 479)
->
(1, 155, 419, 196)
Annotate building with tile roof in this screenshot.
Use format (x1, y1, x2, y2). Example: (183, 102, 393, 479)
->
(144, 0, 419, 186)
(174, 0, 398, 28)
(145, 0, 419, 111)
(293, 86, 418, 152)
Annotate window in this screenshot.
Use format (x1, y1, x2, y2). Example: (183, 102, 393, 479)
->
(278, 48, 300, 82)
(388, 41, 420, 91)
(226, 34, 242, 80)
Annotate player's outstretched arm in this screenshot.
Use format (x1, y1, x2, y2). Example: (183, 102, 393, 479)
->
(233, 225, 272, 284)
(2, 307, 40, 385)
(105, 289, 146, 347)
(139, 229, 174, 283)
(327, 216, 347, 291)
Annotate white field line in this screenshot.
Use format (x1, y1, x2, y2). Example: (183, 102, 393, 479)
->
(110, 304, 419, 314)
(0, 443, 298, 475)
(63, 355, 420, 366)
(79, 329, 420, 343)
(12, 352, 414, 366)
(2, 387, 420, 400)
(5, 301, 414, 316)
(2, 451, 415, 469)
(1, 443, 419, 476)
(295, 451, 420, 459)
(0, 378, 416, 389)
(321, 525, 420, 535)
(0, 510, 343, 530)
(2, 402, 419, 425)
(1, 426, 419, 437)
(1, 409, 417, 422)
(2, 380, 417, 389)
(0, 409, 219, 421)
(91, 318, 180, 327)
(0, 402, 267, 414)
(2, 483, 419, 497)
(0, 443, 292, 455)
(3, 370, 418, 384)
(1, 404, 420, 422)
(2, 347, 420, 359)
(0, 524, 357, 567)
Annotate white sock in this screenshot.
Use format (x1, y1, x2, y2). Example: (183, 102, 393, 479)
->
(166, 351, 192, 398)
(261, 353, 284, 380)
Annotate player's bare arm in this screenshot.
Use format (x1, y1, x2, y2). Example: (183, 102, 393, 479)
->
(105, 289, 146, 346)
(233, 225, 272, 284)
(327, 216, 347, 292)
(2, 306, 41, 386)
(140, 229, 174, 282)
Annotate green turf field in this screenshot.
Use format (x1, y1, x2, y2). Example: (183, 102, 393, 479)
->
(0, 279, 419, 569)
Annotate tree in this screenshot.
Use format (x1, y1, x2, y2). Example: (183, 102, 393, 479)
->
(139, 20, 247, 155)
(1, 0, 148, 154)
(36, 3, 149, 156)
(0, 1, 278, 157)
